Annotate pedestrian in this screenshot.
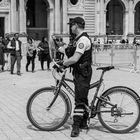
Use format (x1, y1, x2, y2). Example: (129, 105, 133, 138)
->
(63, 17, 92, 137)
(56, 37, 65, 60)
(8, 33, 22, 75)
(26, 37, 36, 72)
(133, 37, 138, 45)
(0, 36, 5, 71)
(52, 36, 62, 60)
(37, 36, 51, 71)
(2, 35, 11, 71)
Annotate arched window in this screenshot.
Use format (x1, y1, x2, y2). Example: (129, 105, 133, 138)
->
(26, 0, 49, 40)
(106, 0, 124, 35)
(69, 0, 78, 5)
(135, 2, 140, 35)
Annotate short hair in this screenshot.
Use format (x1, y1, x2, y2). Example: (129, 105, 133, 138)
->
(77, 23, 85, 29)
(68, 17, 85, 29)
(14, 33, 19, 37)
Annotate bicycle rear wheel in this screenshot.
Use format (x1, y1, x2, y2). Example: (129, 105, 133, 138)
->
(26, 87, 72, 131)
(97, 87, 140, 133)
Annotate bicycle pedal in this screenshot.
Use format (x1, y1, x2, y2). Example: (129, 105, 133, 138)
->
(90, 114, 96, 118)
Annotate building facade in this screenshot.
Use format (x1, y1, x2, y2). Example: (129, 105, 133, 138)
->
(1, 0, 140, 43)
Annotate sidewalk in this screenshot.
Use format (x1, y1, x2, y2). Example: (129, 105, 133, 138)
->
(0, 58, 140, 140)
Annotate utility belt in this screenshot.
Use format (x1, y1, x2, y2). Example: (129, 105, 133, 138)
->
(73, 61, 91, 77)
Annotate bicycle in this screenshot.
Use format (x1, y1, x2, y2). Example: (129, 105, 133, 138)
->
(26, 60, 140, 133)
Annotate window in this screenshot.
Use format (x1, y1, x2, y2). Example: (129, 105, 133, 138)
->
(70, 0, 78, 5)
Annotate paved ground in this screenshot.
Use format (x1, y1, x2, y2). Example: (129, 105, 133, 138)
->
(0, 57, 140, 140)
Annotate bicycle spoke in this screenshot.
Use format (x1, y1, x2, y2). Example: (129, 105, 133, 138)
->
(27, 88, 71, 131)
(98, 87, 140, 133)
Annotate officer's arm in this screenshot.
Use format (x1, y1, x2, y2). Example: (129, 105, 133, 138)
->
(63, 52, 82, 67)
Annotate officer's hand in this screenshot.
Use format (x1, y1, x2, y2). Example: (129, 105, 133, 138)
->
(57, 61, 68, 70)
(56, 60, 64, 66)
(59, 65, 67, 70)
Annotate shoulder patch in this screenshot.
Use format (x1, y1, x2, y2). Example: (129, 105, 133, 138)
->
(78, 43, 84, 49)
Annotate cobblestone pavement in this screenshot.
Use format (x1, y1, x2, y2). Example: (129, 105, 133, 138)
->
(0, 57, 140, 140)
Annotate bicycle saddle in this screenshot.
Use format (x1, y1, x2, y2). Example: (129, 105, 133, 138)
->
(96, 66, 114, 71)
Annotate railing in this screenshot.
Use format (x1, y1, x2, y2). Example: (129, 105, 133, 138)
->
(92, 43, 140, 73)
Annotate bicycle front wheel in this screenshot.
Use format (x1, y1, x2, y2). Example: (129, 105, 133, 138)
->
(97, 87, 140, 133)
(26, 87, 72, 131)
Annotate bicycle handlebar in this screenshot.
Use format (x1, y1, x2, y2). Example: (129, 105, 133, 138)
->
(52, 59, 67, 80)
(52, 59, 66, 73)
(52, 59, 115, 81)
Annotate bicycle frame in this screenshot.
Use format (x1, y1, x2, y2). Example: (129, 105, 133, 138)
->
(50, 64, 117, 117)
(55, 69, 115, 112)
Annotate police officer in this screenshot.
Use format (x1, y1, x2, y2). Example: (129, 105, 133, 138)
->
(63, 17, 92, 137)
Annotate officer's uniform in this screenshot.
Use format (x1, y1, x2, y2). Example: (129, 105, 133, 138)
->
(71, 32, 92, 131)
(65, 16, 92, 137)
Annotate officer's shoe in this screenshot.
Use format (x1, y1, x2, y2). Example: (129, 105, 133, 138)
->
(71, 125, 80, 137)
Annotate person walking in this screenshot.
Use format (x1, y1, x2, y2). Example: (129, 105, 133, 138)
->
(63, 17, 92, 137)
(0, 36, 5, 72)
(26, 37, 36, 72)
(8, 33, 22, 75)
(2, 35, 11, 71)
(37, 36, 51, 71)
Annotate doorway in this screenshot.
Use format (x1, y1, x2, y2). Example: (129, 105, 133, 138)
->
(0, 17, 4, 37)
(106, 0, 124, 35)
(135, 2, 140, 35)
(26, 0, 49, 40)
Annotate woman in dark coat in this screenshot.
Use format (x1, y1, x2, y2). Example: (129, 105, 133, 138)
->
(37, 36, 51, 70)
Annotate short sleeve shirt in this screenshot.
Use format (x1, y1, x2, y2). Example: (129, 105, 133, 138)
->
(75, 36, 91, 54)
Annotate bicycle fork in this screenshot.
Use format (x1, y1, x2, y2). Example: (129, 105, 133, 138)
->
(46, 85, 61, 111)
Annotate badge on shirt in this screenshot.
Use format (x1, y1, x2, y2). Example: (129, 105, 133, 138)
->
(78, 43, 84, 49)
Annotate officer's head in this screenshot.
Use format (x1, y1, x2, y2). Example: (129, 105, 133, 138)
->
(68, 17, 85, 29)
(68, 17, 85, 35)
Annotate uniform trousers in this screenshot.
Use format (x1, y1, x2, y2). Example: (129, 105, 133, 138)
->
(72, 66, 92, 126)
(73, 66, 92, 106)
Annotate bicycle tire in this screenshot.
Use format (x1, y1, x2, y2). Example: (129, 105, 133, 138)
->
(26, 87, 72, 131)
(97, 86, 140, 133)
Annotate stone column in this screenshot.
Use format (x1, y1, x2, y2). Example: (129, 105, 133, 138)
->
(103, 10, 107, 35)
(62, 0, 67, 34)
(128, 0, 134, 34)
(99, 0, 105, 35)
(96, 0, 100, 35)
(54, 0, 61, 34)
(124, 10, 129, 37)
(127, 0, 135, 43)
(48, 8, 55, 59)
(19, 0, 26, 33)
(48, 8, 54, 39)
(10, 0, 17, 32)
